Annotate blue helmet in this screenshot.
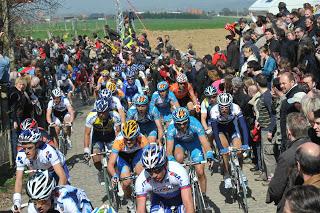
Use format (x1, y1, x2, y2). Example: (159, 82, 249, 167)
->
(95, 99, 110, 112)
(137, 64, 145, 71)
(18, 129, 42, 144)
(134, 94, 149, 105)
(142, 144, 167, 170)
(172, 107, 189, 123)
(126, 68, 136, 79)
(113, 65, 122, 73)
(98, 89, 112, 100)
(157, 81, 169, 92)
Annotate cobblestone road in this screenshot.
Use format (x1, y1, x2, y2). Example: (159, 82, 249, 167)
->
(68, 105, 277, 213)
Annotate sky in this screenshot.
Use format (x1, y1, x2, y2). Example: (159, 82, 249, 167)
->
(58, 0, 255, 15)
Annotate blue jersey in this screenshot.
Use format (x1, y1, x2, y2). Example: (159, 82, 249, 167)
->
(167, 116, 205, 144)
(127, 106, 160, 124)
(150, 91, 178, 113)
(123, 79, 143, 101)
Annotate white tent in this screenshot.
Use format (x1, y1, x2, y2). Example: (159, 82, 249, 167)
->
(249, 0, 319, 15)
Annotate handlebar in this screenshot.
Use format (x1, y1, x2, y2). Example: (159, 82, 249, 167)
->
(89, 150, 112, 157)
(119, 174, 137, 181)
(182, 160, 207, 167)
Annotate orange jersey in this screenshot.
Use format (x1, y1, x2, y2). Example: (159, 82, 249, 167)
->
(112, 134, 148, 154)
(169, 82, 194, 99)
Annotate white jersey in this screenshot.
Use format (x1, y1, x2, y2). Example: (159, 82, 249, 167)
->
(47, 97, 71, 112)
(135, 161, 190, 199)
(16, 143, 65, 172)
(28, 185, 93, 213)
(210, 103, 242, 125)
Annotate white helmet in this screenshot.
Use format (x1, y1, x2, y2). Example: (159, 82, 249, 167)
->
(26, 170, 56, 200)
(18, 129, 42, 144)
(204, 86, 217, 97)
(51, 88, 63, 98)
(176, 73, 188, 83)
(217, 93, 233, 107)
(142, 144, 166, 170)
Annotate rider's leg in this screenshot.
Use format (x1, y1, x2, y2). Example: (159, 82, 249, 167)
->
(190, 146, 206, 193)
(232, 137, 243, 167)
(120, 166, 133, 199)
(174, 145, 185, 164)
(219, 133, 230, 176)
(63, 114, 72, 138)
(67, 92, 73, 105)
(91, 141, 103, 171)
(195, 164, 206, 193)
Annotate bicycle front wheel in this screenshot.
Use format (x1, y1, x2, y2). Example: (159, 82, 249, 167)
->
(237, 168, 248, 213)
(59, 135, 67, 156)
(192, 181, 207, 213)
(103, 166, 121, 211)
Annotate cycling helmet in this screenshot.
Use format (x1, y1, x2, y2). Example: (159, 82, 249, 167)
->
(18, 129, 42, 144)
(126, 69, 136, 79)
(95, 99, 110, 113)
(157, 81, 169, 92)
(98, 89, 113, 100)
(135, 94, 149, 105)
(26, 170, 56, 200)
(137, 64, 145, 71)
(51, 88, 63, 98)
(113, 65, 122, 73)
(101, 70, 109, 77)
(20, 118, 38, 130)
(61, 74, 67, 81)
(204, 86, 218, 97)
(217, 93, 233, 107)
(172, 107, 189, 123)
(122, 120, 140, 140)
(176, 73, 188, 83)
(142, 144, 167, 170)
(106, 82, 117, 94)
(110, 72, 118, 80)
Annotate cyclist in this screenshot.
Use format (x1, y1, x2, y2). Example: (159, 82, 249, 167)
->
(210, 93, 250, 189)
(169, 73, 200, 113)
(83, 98, 121, 184)
(150, 81, 180, 127)
(127, 94, 164, 144)
(123, 69, 144, 106)
(12, 129, 69, 212)
(105, 83, 126, 123)
(166, 107, 214, 202)
(57, 73, 75, 105)
(109, 71, 124, 91)
(96, 70, 109, 91)
(25, 170, 93, 213)
(135, 144, 194, 213)
(200, 86, 218, 148)
(19, 118, 55, 148)
(46, 88, 75, 149)
(107, 120, 148, 211)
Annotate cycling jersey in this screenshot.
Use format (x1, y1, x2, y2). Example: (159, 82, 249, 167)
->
(135, 161, 190, 212)
(112, 133, 148, 154)
(126, 106, 160, 137)
(200, 98, 215, 124)
(28, 185, 93, 213)
(150, 91, 178, 122)
(169, 82, 194, 100)
(210, 103, 249, 150)
(57, 79, 73, 93)
(123, 80, 143, 102)
(97, 76, 108, 89)
(85, 111, 121, 141)
(47, 97, 70, 119)
(167, 116, 205, 162)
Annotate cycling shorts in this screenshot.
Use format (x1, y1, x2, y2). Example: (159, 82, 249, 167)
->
(117, 150, 143, 174)
(175, 141, 204, 163)
(140, 123, 157, 138)
(52, 113, 70, 125)
(91, 138, 113, 152)
(51, 162, 71, 184)
(151, 193, 185, 213)
(159, 109, 173, 123)
(218, 122, 240, 141)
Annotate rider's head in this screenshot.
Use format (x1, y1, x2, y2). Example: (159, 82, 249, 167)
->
(18, 128, 42, 160)
(26, 170, 56, 213)
(126, 69, 136, 85)
(110, 72, 119, 84)
(20, 118, 38, 130)
(134, 94, 149, 114)
(172, 107, 190, 132)
(51, 88, 63, 104)
(95, 98, 110, 120)
(101, 70, 109, 79)
(61, 74, 67, 81)
(217, 93, 233, 116)
(121, 120, 140, 147)
(142, 144, 167, 181)
(106, 82, 117, 95)
(204, 86, 218, 105)
(98, 89, 113, 100)
(157, 81, 169, 98)
(176, 73, 188, 90)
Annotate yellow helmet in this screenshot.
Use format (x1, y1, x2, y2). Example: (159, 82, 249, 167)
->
(101, 70, 109, 77)
(122, 120, 140, 139)
(106, 82, 117, 94)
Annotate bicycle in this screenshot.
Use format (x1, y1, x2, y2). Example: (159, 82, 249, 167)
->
(183, 157, 212, 213)
(49, 123, 70, 156)
(90, 145, 122, 212)
(222, 147, 249, 213)
(117, 173, 137, 213)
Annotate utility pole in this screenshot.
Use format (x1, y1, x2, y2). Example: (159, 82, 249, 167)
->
(115, 0, 124, 36)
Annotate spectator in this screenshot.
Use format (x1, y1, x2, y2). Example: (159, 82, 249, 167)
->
(267, 112, 310, 212)
(212, 46, 227, 66)
(279, 72, 306, 150)
(240, 46, 258, 77)
(303, 73, 318, 96)
(295, 26, 314, 63)
(278, 2, 290, 15)
(312, 109, 320, 142)
(254, 74, 276, 183)
(264, 28, 281, 60)
(225, 35, 240, 71)
(259, 47, 277, 88)
(283, 185, 320, 213)
(0, 42, 10, 84)
(296, 142, 320, 188)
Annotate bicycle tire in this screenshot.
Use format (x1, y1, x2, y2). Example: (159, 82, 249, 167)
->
(237, 168, 248, 213)
(103, 167, 121, 211)
(193, 181, 206, 213)
(58, 135, 67, 156)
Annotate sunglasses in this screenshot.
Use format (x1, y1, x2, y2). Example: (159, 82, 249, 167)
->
(175, 120, 189, 127)
(146, 167, 163, 175)
(127, 78, 135, 81)
(31, 198, 49, 205)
